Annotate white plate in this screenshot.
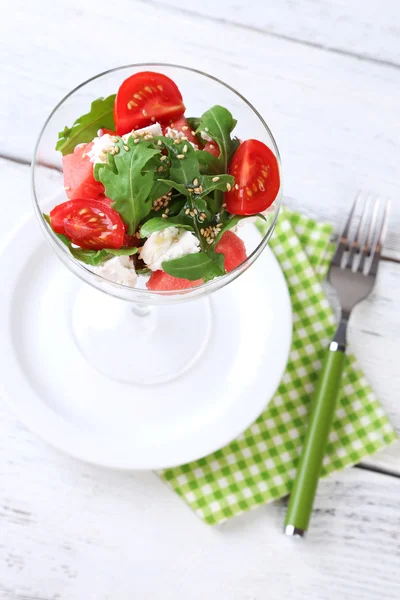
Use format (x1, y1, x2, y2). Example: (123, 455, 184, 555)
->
(0, 213, 292, 470)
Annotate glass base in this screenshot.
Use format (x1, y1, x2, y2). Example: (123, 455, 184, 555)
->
(70, 285, 212, 385)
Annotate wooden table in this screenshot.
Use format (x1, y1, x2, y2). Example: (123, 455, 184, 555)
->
(1, 1, 399, 598)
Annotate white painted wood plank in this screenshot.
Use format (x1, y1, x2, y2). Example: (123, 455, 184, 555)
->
(158, 0, 400, 66)
(0, 402, 400, 600)
(3, 1, 400, 258)
(1, 157, 399, 474)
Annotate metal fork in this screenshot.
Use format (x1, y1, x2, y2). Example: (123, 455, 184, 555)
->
(284, 193, 390, 537)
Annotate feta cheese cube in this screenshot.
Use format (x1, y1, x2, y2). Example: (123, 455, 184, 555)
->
(140, 227, 200, 272)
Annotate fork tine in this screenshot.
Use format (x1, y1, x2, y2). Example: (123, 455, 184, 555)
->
(357, 198, 380, 273)
(347, 195, 372, 271)
(368, 199, 390, 276)
(331, 192, 360, 267)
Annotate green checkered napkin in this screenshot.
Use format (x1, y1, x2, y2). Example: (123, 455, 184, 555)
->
(160, 209, 397, 525)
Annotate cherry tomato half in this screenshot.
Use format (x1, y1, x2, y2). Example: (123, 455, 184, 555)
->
(50, 199, 125, 249)
(114, 71, 185, 135)
(225, 140, 280, 215)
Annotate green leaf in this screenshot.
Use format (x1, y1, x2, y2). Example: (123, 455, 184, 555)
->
(198, 174, 235, 198)
(215, 213, 267, 243)
(195, 105, 237, 170)
(162, 251, 225, 281)
(186, 117, 201, 131)
(43, 213, 138, 266)
(196, 149, 220, 175)
(96, 137, 161, 235)
(159, 137, 199, 184)
(140, 218, 193, 238)
(55, 95, 116, 156)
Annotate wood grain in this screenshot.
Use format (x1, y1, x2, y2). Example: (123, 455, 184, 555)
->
(0, 402, 399, 600)
(153, 0, 400, 67)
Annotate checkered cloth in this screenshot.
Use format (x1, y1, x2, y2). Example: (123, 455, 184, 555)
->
(160, 209, 397, 524)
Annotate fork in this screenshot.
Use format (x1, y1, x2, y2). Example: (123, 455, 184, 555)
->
(284, 193, 390, 537)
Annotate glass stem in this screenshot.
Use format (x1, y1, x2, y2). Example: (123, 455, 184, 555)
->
(131, 303, 152, 318)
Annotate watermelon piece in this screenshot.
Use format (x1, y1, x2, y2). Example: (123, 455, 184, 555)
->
(62, 142, 104, 200)
(163, 115, 200, 147)
(215, 231, 247, 272)
(203, 140, 220, 157)
(147, 271, 203, 291)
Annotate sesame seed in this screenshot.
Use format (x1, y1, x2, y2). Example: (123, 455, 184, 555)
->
(144, 134, 153, 140)
(157, 140, 163, 146)
(200, 229, 205, 235)
(205, 127, 209, 132)
(157, 166, 164, 172)
(191, 130, 195, 136)
(111, 137, 118, 142)
(194, 208, 198, 215)
(207, 238, 213, 244)
(160, 155, 167, 162)
(112, 224, 118, 230)
(226, 183, 232, 191)
(182, 126, 188, 131)
(222, 203, 227, 208)
(180, 136, 188, 141)
(142, 109, 148, 116)
(212, 176, 219, 182)
(185, 209, 190, 215)
(201, 212, 207, 219)
(183, 145, 188, 153)
(162, 214, 168, 218)
(193, 178, 199, 186)
(134, 138, 140, 144)
(174, 139, 180, 145)
(123, 145, 129, 151)
(177, 154, 185, 159)
(165, 208, 170, 214)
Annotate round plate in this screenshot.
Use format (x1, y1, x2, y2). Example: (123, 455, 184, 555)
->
(0, 214, 292, 470)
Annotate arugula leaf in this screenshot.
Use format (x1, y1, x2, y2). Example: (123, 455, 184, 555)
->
(140, 218, 193, 238)
(43, 214, 138, 266)
(215, 213, 267, 243)
(195, 105, 238, 170)
(196, 149, 220, 175)
(186, 117, 201, 131)
(95, 137, 161, 235)
(55, 95, 116, 156)
(162, 251, 225, 281)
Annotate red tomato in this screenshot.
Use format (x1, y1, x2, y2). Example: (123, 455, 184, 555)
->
(203, 140, 220, 157)
(62, 142, 104, 200)
(163, 115, 200, 147)
(146, 271, 203, 291)
(50, 199, 125, 249)
(225, 140, 280, 215)
(114, 71, 185, 135)
(215, 231, 247, 272)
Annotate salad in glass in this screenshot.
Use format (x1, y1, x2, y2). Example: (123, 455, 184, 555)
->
(46, 71, 280, 291)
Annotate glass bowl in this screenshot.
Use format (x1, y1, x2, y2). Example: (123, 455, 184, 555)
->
(32, 64, 282, 385)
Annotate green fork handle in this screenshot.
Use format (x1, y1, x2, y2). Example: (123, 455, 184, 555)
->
(284, 342, 346, 536)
